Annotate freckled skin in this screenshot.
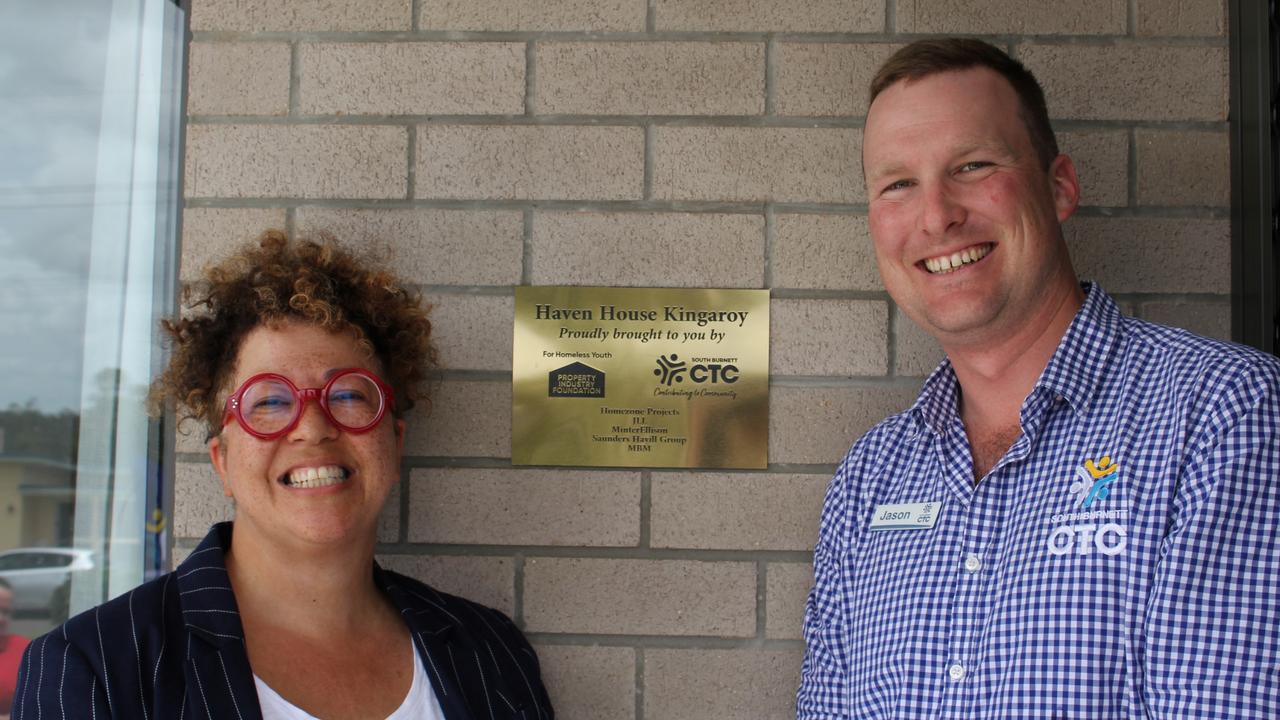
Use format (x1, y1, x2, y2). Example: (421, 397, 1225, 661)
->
(862, 67, 1081, 353)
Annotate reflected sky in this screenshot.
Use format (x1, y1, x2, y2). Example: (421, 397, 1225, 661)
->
(0, 1, 113, 412)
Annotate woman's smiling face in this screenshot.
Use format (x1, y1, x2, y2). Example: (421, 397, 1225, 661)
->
(208, 321, 405, 554)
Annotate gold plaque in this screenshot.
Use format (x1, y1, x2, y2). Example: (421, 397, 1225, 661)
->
(513, 286, 770, 469)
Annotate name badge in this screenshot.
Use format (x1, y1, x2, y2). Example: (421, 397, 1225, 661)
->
(869, 502, 941, 531)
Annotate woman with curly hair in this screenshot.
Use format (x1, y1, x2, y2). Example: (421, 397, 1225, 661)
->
(11, 231, 553, 720)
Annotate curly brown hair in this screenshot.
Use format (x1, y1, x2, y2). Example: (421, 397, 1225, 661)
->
(155, 229, 435, 436)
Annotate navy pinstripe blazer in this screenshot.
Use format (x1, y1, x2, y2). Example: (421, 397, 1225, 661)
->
(10, 523, 553, 719)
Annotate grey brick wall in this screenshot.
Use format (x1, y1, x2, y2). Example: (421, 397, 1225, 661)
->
(178, 1, 1231, 716)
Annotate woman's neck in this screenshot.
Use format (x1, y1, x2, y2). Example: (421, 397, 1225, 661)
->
(225, 525, 389, 638)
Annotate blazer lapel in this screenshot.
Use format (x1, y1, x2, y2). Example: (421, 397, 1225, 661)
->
(376, 565, 478, 719)
(175, 525, 263, 720)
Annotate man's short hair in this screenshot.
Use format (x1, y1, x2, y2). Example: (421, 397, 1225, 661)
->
(869, 38, 1059, 169)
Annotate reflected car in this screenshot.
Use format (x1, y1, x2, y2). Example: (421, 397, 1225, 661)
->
(0, 547, 95, 616)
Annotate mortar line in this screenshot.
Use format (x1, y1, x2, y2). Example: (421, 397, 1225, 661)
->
(411, 0, 421, 32)
(885, 298, 899, 377)
(643, 125, 656, 200)
(635, 647, 646, 720)
(763, 204, 776, 288)
(639, 470, 652, 548)
(525, 41, 537, 116)
(1127, 0, 1138, 37)
(646, 0, 657, 33)
(756, 560, 768, 640)
(885, 0, 897, 35)
(398, 463, 411, 543)
(288, 41, 301, 116)
(513, 555, 526, 627)
(1127, 127, 1139, 209)
(190, 30, 1228, 46)
(522, 208, 534, 285)
(764, 35, 777, 116)
(284, 206, 297, 238)
(406, 124, 417, 200)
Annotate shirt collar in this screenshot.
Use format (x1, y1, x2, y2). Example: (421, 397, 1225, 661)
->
(1033, 282, 1122, 417)
(909, 282, 1121, 434)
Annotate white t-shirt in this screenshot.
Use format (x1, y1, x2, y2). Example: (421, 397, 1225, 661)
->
(254, 646, 444, 720)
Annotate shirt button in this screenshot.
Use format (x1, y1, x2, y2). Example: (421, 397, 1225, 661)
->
(948, 663, 966, 681)
(964, 553, 981, 574)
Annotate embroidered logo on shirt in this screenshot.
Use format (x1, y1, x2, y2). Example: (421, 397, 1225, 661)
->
(1068, 456, 1119, 509)
(1047, 455, 1127, 557)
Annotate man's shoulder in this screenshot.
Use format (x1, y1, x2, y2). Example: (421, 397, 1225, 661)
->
(1119, 315, 1280, 390)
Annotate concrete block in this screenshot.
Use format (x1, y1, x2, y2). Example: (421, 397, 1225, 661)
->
(771, 214, 882, 291)
(644, 649, 805, 720)
(653, 127, 862, 203)
(523, 558, 756, 635)
(403, 380, 510, 458)
(534, 645, 635, 720)
(766, 562, 813, 639)
(897, 0, 1125, 34)
(300, 43, 524, 116)
(295, 208, 524, 286)
(376, 554, 515, 615)
(655, 0, 881, 32)
(187, 42, 290, 116)
(425, 294, 513, 372)
(175, 419, 212, 454)
(181, 207, 288, 282)
(769, 384, 920, 465)
(1141, 300, 1231, 342)
(407, 468, 640, 546)
(1137, 0, 1226, 36)
(1020, 45, 1228, 122)
(537, 42, 763, 116)
(417, 125, 643, 201)
(185, 125, 408, 199)
(1135, 130, 1229, 207)
(377, 482, 400, 543)
(174, 462, 231, 539)
(770, 298, 888, 376)
(650, 472, 827, 550)
(420, 0, 645, 31)
(775, 43, 901, 117)
(1058, 130, 1128, 208)
(531, 211, 764, 287)
(893, 305, 944, 378)
(1065, 217, 1230, 294)
(191, 0, 411, 31)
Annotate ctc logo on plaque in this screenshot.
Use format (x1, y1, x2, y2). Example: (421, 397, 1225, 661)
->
(548, 361, 605, 398)
(654, 354, 740, 386)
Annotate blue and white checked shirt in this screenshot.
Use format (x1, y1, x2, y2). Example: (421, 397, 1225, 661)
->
(799, 284, 1280, 718)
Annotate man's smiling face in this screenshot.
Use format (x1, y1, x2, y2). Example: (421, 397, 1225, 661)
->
(863, 67, 1080, 350)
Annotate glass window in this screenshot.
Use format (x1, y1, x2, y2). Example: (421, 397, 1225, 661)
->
(0, 0, 185, 643)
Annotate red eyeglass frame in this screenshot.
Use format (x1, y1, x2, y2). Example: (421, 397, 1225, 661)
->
(221, 368, 396, 440)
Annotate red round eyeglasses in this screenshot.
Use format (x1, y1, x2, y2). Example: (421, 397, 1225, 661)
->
(221, 368, 395, 440)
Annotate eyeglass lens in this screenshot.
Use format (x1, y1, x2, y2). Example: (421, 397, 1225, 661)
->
(239, 373, 384, 434)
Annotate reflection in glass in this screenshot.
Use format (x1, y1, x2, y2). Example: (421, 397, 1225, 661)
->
(0, 0, 183, 642)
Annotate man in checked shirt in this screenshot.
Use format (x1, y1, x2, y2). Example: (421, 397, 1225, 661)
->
(798, 38, 1280, 718)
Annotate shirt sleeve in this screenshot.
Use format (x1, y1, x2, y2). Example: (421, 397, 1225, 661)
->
(1143, 364, 1280, 717)
(797, 456, 858, 719)
(10, 631, 111, 720)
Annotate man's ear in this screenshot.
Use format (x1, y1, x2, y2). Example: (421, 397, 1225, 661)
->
(208, 435, 234, 498)
(1049, 153, 1081, 223)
